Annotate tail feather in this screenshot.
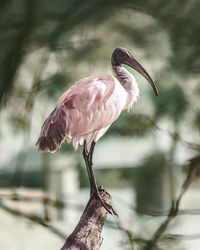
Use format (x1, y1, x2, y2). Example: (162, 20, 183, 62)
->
(36, 108, 68, 152)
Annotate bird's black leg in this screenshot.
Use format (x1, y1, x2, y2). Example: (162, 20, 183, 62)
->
(83, 141, 100, 196)
(87, 141, 98, 195)
(83, 141, 93, 195)
(86, 141, 117, 215)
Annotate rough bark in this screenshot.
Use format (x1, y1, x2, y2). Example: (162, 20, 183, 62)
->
(61, 190, 113, 250)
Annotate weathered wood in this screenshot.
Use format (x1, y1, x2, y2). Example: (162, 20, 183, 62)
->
(61, 190, 114, 250)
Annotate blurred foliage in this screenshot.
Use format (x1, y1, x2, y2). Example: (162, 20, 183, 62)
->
(153, 84, 188, 124)
(0, 0, 200, 103)
(135, 151, 168, 211)
(110, 113, 153, 137)
(44, 73, 71, 97)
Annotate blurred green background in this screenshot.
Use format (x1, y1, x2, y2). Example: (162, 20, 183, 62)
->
(0, 0, 200, 249)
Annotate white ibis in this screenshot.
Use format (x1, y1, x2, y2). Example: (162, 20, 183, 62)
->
(36, 47, 158, 215)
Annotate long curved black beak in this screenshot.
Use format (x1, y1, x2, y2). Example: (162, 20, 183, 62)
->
(125, 57, 159, 96)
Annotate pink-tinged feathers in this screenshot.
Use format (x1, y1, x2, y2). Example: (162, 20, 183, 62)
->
(36, 73, 138, 152)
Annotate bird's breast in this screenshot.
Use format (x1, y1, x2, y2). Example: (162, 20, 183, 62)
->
(112, 77, 136, 112)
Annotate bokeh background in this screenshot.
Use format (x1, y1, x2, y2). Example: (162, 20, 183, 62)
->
(0, 0, 200, 249)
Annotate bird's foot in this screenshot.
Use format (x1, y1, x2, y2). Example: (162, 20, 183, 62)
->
(98, 185, 107, 193)
(91, 186, 118, 216)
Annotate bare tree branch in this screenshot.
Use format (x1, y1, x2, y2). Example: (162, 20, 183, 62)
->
(61, 190, 113, 250)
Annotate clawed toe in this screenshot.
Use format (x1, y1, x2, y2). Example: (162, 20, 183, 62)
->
(98, 185, 110, 196)
(98, 185, 104, 192)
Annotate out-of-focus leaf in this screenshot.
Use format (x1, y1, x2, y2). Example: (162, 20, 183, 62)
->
(109, 113, 153, 137)
(115, 23, 161, 50)
(153, 84, 188, 123)
(135, 151, 168, 211)
(44, 73, 71, 98)
(0, 0, 36, 106)
(8, 115, 29, 132)
(67, 39, 102, 63)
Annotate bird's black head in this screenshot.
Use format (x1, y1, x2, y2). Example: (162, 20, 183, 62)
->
(111, 47, 159, 96)
(111, 47, 130, 66)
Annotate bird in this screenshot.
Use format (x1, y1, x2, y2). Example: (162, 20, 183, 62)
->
(36, 47, 158, 215)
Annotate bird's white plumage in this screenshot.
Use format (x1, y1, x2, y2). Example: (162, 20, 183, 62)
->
(61, 70, 138, 150)
(37, 67, 140, 152)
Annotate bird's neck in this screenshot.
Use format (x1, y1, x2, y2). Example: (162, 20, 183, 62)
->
(112, 65, 140, 104)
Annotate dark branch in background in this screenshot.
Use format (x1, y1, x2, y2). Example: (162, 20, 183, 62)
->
(107, 219, 149, 250)
(1, 195, 199, 250)
(138, 114, 199, 151)
(161, 233, 200, 240)
(0, 198, 66, 239)
(2, 190, 200, 217)
(110, 113, 200, 151)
